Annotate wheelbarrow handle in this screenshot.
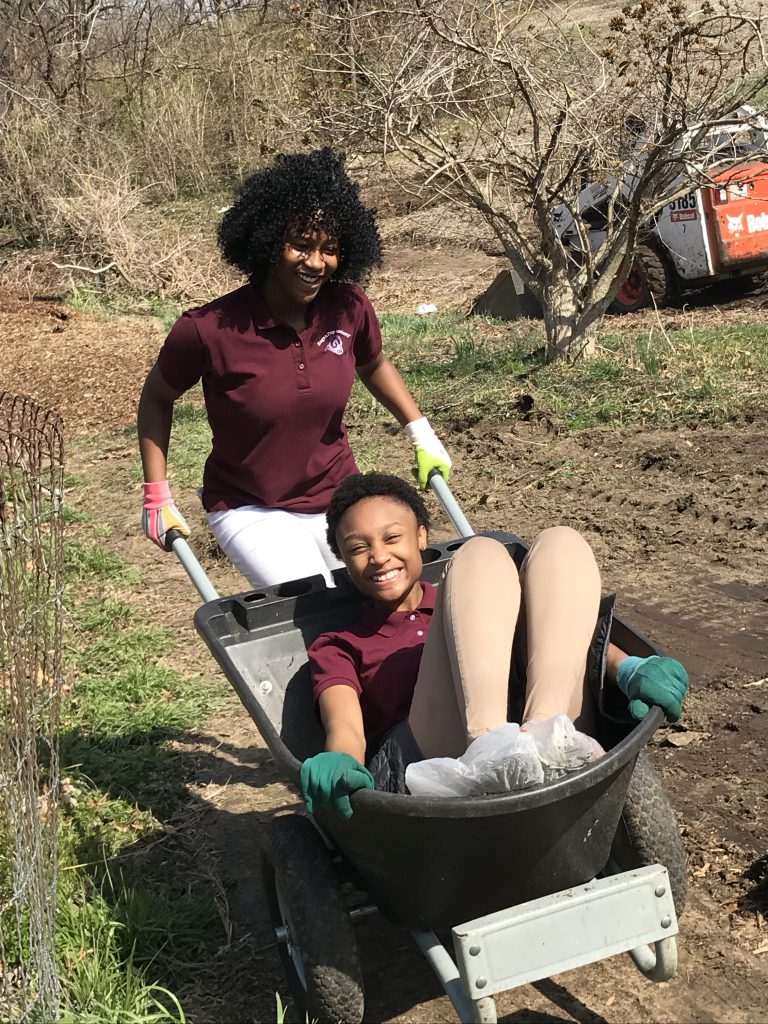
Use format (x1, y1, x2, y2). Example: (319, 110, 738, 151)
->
(166, 529, 220, 602)
(428, 470, 475, 538)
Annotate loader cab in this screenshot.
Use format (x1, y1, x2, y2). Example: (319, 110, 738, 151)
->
(691, 121, 768, 169)
(555, 107, 768, 307)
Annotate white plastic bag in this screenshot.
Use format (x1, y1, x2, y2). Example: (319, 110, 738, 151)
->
(405, 723, 544, 797)
(522, 714, 604, 780)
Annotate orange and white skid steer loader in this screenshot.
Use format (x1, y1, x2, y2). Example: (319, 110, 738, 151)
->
(554, 106, 768, 312)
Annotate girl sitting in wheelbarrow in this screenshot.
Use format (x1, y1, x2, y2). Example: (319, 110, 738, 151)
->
(302, 472, 689, 817)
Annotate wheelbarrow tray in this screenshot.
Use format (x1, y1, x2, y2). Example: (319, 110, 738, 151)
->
(193, 531, 663, 931)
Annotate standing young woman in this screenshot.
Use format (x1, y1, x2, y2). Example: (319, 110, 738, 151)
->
(137, 148, 451, 588)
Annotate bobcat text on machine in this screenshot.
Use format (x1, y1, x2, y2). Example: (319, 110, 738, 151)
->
(554, 105, 768, 312)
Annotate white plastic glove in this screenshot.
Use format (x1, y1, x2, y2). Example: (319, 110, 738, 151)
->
(403, 416, 452, 490)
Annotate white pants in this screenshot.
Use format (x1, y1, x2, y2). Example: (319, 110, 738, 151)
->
(206, 505, 344, 589)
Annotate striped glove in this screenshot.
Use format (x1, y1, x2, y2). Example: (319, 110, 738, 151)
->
(404, 416, 453, 490)
(142, 480, 190, 551)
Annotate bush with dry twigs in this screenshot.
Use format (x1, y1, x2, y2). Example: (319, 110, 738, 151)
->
(0, 2, 311, 296)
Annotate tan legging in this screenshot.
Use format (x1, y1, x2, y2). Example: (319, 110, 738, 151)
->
(407, 529, 601, 759)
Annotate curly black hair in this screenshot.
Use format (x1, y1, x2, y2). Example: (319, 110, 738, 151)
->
(217, 148, 382, 285)
(326, 473, 430, 557)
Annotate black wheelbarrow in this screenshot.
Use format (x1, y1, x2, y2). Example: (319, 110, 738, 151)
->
(170, 476, 687, 1024)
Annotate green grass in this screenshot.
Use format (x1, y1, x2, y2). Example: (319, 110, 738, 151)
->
(531, 322, 768, 427)
(56, 882, 190, 1024)
(66, 285, 181, 332)
(379, 310, 471, 342)
(63, 505, 89, 525)
(135, 314, 768, 496)
(350, 313, 768, 430)
(65, 542, 141, 586)
(61, 575, 221, 825)
(165, 400, 212, 486)
(29, 536, 225, 1020)
(167, 399, 214, 483)
(123, 397, 211, 488)
(65, 608, 214, 741)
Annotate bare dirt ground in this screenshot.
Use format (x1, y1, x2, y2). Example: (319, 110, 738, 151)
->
(1, 236, 767, 1023)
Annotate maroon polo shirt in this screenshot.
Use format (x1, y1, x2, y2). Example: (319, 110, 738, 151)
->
(156, 281, 382, 512)
(308, 583, 436, 753)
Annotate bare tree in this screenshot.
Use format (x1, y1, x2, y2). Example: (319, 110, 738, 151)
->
(0, 0, 117, 116)
(309, 0, 768, 360)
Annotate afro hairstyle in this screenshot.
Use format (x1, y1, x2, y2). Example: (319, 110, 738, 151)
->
(217, 147, 382, 285)
(326, 473, 430, 558)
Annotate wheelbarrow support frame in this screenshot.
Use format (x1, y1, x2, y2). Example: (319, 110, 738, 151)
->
(412, 863, 677, 1024)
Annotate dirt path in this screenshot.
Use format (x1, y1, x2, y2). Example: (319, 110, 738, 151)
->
(2, 286, 767, 1023)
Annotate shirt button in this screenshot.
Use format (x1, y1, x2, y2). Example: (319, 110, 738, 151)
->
(417, 630, 424, 637)
(409, 614, 416, 620)
(299, 362, 305, 369)
(294, 340, 301, 347)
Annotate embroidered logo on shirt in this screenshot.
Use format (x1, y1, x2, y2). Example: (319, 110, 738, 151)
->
(317, 328, 351, 356)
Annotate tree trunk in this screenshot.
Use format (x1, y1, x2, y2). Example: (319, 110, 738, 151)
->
(540, 280, 595, 362)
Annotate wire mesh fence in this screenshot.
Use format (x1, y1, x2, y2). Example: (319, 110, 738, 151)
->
(0, 392, 64, 1022)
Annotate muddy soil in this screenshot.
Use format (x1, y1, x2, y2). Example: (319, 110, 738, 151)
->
(1, 262, 767, 1023)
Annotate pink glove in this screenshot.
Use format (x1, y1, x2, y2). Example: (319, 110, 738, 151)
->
(142, 480, 190, 551)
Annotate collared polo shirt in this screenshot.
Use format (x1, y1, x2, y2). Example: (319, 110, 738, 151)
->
(156, 281, 382, 512)
(308, 583, 436, 754)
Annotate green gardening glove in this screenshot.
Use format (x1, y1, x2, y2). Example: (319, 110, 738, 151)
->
(300, 752, 374, 820)
(616, 655, 689, 723)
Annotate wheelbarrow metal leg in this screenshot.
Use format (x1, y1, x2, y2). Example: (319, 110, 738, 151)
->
(412, 930, 497, 1023)
(628, 935, 678, 981)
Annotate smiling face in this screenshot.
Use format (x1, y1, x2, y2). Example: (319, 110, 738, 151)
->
(335, 496, 427, 613)
(266, 224, 340, 312)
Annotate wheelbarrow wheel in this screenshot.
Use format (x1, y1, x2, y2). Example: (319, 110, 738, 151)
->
(261, 813, 365, 1024)
(609, 750, 688, 916)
